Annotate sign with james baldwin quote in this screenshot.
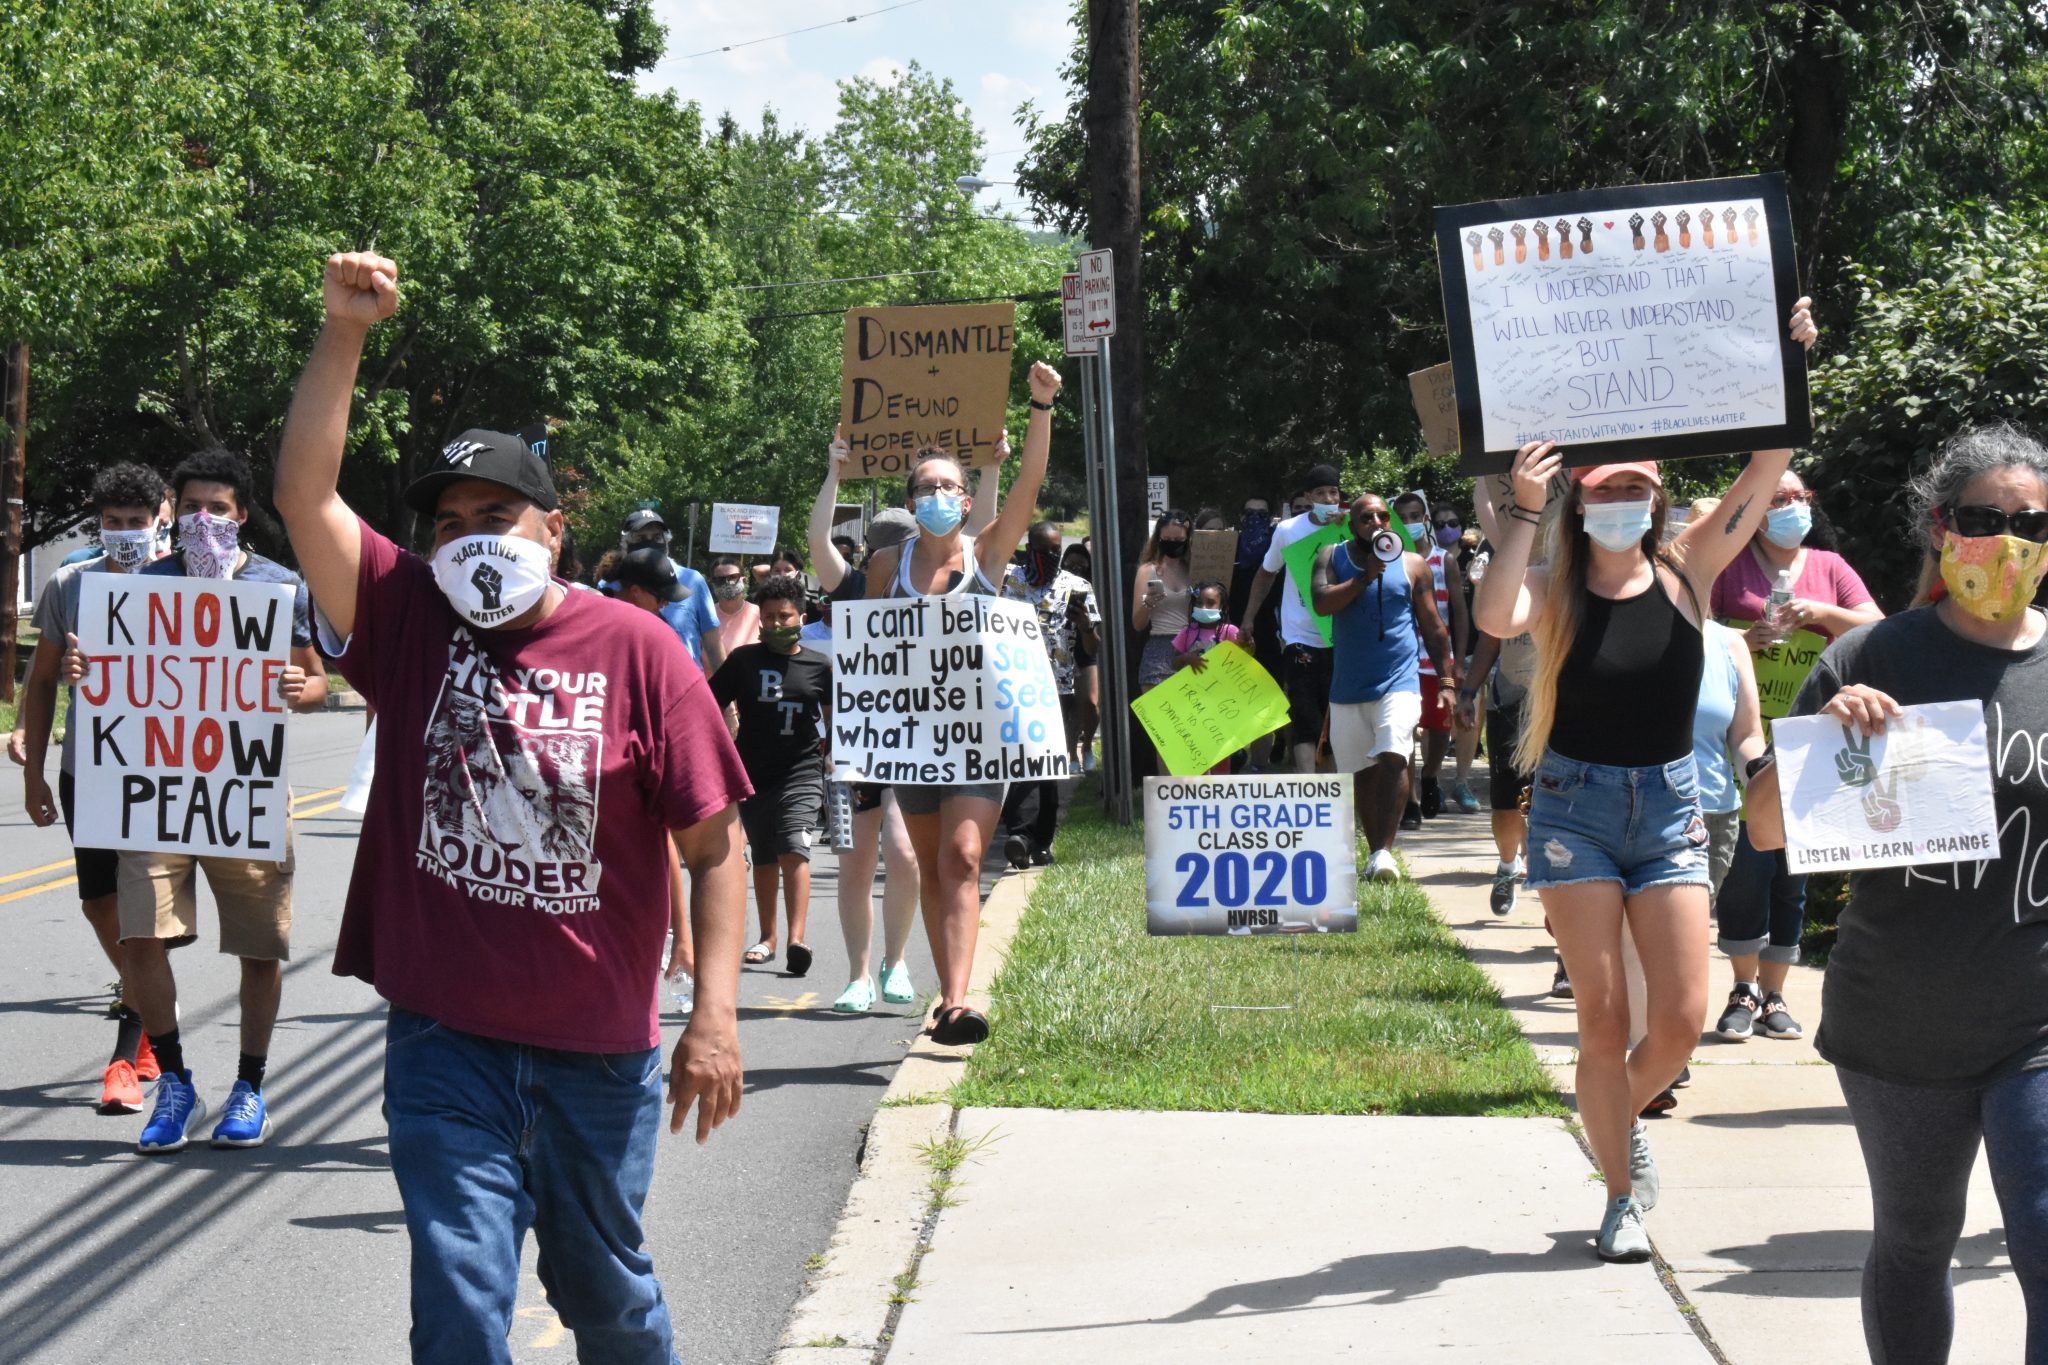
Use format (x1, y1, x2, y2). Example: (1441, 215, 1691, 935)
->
(71, 577, 295, 859)
(838, 302, 1016, 480)
(830, 594, 1070, 785)
(1434, 172, 1811, 474)
(1773, 700, 1999, 873)
(1144, 775, 1357, 935)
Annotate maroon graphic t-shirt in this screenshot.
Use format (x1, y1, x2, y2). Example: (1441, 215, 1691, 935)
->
(325, 520, 751, 1052)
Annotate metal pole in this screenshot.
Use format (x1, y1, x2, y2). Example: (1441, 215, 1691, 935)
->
(0, 345, 24, 705)
(1094, 334, 1133, 825)
(685, 502, 699, 567)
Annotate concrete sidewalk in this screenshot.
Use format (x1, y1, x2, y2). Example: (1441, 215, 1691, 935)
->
(1403, 818, 2026, 1363)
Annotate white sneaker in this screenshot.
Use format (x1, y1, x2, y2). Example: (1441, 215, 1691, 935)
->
(1367, 849, 1400, 882)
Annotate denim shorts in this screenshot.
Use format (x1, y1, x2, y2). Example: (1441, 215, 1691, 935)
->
(1524, 751, 1711, 896)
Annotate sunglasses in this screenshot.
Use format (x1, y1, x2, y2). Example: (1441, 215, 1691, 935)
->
(1436, 518, 1462, 529)
(1356, 509, 1391, 524)
(1945, 504, 2048, 542)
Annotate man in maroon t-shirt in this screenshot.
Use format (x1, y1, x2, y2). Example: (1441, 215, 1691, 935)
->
(275, 250, 752, 1363)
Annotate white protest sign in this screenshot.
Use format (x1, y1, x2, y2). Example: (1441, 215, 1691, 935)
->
(72, 576, 296, 859)
(1061, 272, 1091, 357)
(710, 503, 780, 555)
(1773, 700, 2000, 873)
(1147, 475, 1170, 523)
(1144, 775, 1358, 935)
(1078, 248, 1115, 339)
(831, 595, 1072, 785)
(1435, 173, 1810, 473)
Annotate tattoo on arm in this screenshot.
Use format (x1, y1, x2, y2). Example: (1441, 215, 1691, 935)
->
(1721, 496, 1752, 536)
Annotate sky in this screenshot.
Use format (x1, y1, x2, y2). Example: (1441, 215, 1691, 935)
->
(640, 1, 1074, 224)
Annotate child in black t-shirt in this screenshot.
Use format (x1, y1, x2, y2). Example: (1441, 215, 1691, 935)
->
(709, 575, 832, 977)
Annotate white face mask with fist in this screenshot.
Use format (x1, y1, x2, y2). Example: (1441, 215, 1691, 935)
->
(431, 534, 554, 629)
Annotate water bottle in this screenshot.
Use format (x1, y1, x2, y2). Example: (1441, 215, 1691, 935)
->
(824, 780, 855, 852)
(663, 932, 694, 1015)
(1766, 568, 1796, 642)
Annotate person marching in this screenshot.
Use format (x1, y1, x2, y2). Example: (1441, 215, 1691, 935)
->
(19, 462, 172, 1113)
(1473, 297, 1818, 1263)
(1710, 467, 1882, 1042)
(1003, 520, 1099, 864)
(710, 575, 831, 978)
(857, 360, 1064, 1046)
(617, 508, 724, 676)
(1131, 509, 1195, 699)
(1392, 490, 1470, 819)
(273, 251, 751, 1362)
(1311, 493, 1455, 883)
(1791, 424, 2048, 1362)
(1240, 466, 1347, 773)
(710, 555, 758, 657)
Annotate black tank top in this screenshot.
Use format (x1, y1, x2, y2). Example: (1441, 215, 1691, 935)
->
(1547, 577, 1703, 767)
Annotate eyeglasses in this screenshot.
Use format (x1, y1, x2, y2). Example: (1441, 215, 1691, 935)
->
(1356, 509, 1391, 524)
(710, 573, 743, 583)
(910, 481, 966, 498)
(1945, 504, 2048, 542)
(1769, 490, 1815, 508)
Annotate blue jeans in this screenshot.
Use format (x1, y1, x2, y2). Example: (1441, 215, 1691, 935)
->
(1524, 752, 1710, 895)
(1838, 1064, 2048, 1363)
(1715, 822, 1806, 964)
(384, 1008, 677, 1365)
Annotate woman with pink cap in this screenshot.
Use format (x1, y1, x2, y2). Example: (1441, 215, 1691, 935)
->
(1473, 297, 1818, 1263)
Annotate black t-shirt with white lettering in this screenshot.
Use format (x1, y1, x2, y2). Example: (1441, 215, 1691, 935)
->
(1791, 605, 2048, 1088)
(709, 643, 830, 785)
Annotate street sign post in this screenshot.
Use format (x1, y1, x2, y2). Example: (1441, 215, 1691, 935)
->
(1062, 273, 1091, 357)
(1078, 248, 1116, 340)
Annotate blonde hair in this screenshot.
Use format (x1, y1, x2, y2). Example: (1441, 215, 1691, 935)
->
(1512, 491, 1689, 773)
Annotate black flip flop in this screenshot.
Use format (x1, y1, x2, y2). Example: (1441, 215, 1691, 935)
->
(930, 1006, 990, 1046)
(785, 943, 813, 978)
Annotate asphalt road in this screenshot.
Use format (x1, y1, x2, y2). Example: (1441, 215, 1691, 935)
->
(0, 708, 948, 1364)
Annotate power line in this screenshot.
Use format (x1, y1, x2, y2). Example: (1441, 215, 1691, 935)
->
(671, 1, 929, 63)
(734, 268, 942, 291)
(747, 287, 1058, 322)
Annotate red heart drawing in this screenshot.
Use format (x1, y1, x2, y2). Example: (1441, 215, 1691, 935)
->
(1603, 221, 1614, 229)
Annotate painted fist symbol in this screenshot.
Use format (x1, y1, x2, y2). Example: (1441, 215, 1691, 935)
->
(472, 563, 505, 611)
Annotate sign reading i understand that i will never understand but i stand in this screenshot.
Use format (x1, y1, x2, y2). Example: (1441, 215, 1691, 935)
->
(1434, 172, 1811, 474)
(1145, 776, 1358, 935)
(72, 576, 296, 858)
(830, 595, 1072, 785)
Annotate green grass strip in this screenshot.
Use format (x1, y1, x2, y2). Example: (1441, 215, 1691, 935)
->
(955, 787, 1564, 1118)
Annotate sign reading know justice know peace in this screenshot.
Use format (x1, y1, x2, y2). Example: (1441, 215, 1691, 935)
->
(1144, 775, 1358, 935)
(1434, 172, 1812, 474)
(72, 576, 296, 859)
(838, 302, 1016, 480)
(830, 595, 1071, 785)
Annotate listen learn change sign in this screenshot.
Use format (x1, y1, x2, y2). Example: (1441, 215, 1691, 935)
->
(71, 577, 296, 859)
(1144, 775, 1357, 935)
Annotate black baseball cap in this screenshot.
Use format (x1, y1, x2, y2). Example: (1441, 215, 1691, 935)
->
(622, 509, 668, 536)
(403, 429, 560, 516)
(611, 546, 684, 603)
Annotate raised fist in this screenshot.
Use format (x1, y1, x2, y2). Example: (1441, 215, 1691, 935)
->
(1027, 361, 1063, 405)
(324, 251, 399, 328)
(472, 562, 505, 611)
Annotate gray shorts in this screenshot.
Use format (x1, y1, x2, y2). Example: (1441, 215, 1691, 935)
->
(893, 782, 1006, 816)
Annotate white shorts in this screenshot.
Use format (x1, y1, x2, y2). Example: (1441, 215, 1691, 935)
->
(1329, 691, 1423, 772)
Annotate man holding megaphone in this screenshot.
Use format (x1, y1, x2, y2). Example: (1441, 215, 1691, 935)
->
(1311, 493, 1457, 883)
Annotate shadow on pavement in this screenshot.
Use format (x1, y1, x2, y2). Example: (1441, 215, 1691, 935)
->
(1697, 1228, 2009, 1287)
(290, 1209, 408, 1234)
(742, 1057, 899, 1095)
(1683, 1103, 1849, 1129)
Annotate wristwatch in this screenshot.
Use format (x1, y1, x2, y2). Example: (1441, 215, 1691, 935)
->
(1029, 399, 1055, 412)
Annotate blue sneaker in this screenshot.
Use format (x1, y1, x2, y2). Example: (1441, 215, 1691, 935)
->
(210, 1080, 271, 1149)
(880, 960, 917, 1005)
(137, 1072, 208, 1154)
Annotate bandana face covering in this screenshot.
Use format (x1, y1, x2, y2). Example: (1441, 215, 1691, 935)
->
(1940, 531, 2048, 623)
(178, 511, 241, 579)
(761, 623, 803, 652)
(101, 527, 155, 570)
(431, 534, 554, 628)
(1236, 511, 1273, 567)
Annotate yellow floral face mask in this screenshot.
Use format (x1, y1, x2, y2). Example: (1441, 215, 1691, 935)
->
(1940, 531, 2048, 622)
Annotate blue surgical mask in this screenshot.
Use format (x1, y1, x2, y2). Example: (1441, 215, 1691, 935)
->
(1308, 500, 1342, 525)
(1582, 499, 1654, 552)
(914, 493, 964, 536)
(1192, 607, 1223, 626)
(1763, 501, 1812, 549)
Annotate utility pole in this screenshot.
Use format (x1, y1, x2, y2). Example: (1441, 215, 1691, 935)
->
(0, 345, 24, 705)
(1087, 0, 1147, 816)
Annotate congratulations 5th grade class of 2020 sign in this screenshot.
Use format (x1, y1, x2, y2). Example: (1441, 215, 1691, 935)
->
(1434, 172, 1811, 474)
(838, 302, 1016, 481)
(1144, 775, 1358, 936)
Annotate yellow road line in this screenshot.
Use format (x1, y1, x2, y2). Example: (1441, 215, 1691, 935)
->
(293, 786, 347, 806)
(0, 858, 73, 887)
(294, 800, 347, 819)
(0, 875, 77, 906)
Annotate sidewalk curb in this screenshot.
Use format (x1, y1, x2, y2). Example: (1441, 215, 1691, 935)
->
(771, 864, 1044, 1364)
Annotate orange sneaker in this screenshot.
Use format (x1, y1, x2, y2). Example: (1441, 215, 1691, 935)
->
(134, 1033, 160, 1083)
(100, 1059, 145, 1114)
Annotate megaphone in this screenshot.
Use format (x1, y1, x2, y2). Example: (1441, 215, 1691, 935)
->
(1371, 528, 1404, 563)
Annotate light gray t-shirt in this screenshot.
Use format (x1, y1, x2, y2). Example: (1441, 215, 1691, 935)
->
(1793, 605, 2048, 1088)
(28, 556, 109, 776)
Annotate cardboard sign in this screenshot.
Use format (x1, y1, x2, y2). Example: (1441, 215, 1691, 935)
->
(1144, 775, 1358, 935)
(709, 503, 780, 555)
(1147, 476, 1171, 524)
(838, 302, 1016, 479)
(1130, 642, 1290, 776)
(1078, 248, 1115, 338)
(1725, 619, 1828, 719)
(1061, 273, 1091, 357)
(1435, 173, 1811, 473)
(831, 595, 1071, 784)
(1188, 529, 1239, 594)
(1409, 363, 1460, 456)
(71, 576, 296, 859)
(1773, 701, 1999, 872)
